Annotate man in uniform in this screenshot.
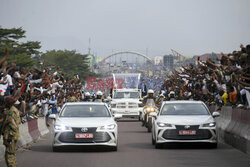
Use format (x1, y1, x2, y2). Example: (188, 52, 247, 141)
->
(93, 91, 103, 102)
(68, 92, 78, 102)
(142, 89, 157, 126)
(1, 96, 21, 167)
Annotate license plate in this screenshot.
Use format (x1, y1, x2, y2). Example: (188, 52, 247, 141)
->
(179, 130, 196, 135)
(75, 133, 93, 138)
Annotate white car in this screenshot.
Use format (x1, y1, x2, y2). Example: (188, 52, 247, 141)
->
(50, 102, 121, 151)
(152, 101, 220, 149)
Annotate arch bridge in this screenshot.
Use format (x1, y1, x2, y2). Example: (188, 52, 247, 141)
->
(99, 51, 153, 64)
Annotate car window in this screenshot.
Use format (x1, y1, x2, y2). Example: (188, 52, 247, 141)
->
(160, 103, 209, 115)
(60, 105, 111, 117)
(114, 92, 139, 99)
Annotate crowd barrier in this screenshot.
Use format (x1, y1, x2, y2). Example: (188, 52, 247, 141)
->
(0, 117, 52, 161)
(216, 106, 250, 154)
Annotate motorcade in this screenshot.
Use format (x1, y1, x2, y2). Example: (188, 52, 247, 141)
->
(50, 102, 122, 151)
(152, 101, 220, 149)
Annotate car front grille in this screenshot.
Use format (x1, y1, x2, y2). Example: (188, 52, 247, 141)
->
(58, 127, 111, 143)
(117, 106, 126, 108)
(162, 125, 212, 140)
(118, 103, 126, 105)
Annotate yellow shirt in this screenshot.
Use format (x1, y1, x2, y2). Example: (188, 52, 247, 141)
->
(222, 92, 228, 104)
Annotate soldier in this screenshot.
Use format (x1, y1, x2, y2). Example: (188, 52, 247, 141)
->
(1, 96, 21, 167)
(68, 92, 77, 102)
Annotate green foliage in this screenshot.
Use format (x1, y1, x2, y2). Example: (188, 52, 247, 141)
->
(0, 27, 41, 67)
(6, 53, 37, 67)
(41, 50, 97, 80)
(0, 27, 97, 80)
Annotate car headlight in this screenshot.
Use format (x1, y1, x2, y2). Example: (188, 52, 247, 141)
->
(100, 124, 116, 130)
(202, 122, 216, 127)
(111, 104, 116, 108)
(54, 124, 72, 131)
(157, 122, 172, 127)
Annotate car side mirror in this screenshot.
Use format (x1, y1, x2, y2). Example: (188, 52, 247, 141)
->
(49, 114, 57, 119)
(114, 114, 122, 121)
(138, 102, 144, 107)
(212, 112, 220, 118)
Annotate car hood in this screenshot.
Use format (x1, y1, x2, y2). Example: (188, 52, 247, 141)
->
(56, 117, 115, 127)
(157, 115, 214, 125)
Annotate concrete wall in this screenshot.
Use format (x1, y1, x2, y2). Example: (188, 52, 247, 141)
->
(216, 106, 250, 155)
(0, 117, 52, 161)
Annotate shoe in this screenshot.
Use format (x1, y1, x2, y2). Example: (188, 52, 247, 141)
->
(237, 104, 244, 108)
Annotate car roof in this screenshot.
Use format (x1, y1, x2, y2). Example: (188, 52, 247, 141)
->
(65, 102, 106, 106)
(162, 100, 205, 104)
(115, 89, 139, 92)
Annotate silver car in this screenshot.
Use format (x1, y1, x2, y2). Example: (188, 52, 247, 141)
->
(152, 101, 220, 149)
(50, 102, 122, 151)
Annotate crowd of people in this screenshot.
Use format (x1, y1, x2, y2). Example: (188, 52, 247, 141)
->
(161, 44, 250, 110)
(0, 49, 83, 127)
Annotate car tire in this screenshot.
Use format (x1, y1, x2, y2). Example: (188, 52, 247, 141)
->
(209, 143, 217, 149)
(110, 146, 118, 151)
(155, 143, 163, 149)
(52, 146, 61, 152)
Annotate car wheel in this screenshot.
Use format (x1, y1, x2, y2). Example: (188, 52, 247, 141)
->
(110, 146, 118, 151)
(155, 143, 163, 149)
(52, 146, 61, 152)
(209, 143, 217, 149)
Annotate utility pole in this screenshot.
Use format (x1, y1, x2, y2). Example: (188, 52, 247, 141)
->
(88, 38, 91, 54)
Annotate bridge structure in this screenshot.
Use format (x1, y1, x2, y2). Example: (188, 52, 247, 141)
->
(96, 51, 153, 65)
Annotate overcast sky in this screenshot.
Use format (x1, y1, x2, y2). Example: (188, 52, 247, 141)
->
(0, 0, 250, 58)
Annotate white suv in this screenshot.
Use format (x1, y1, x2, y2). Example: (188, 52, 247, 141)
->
(110, 89, 143, 118)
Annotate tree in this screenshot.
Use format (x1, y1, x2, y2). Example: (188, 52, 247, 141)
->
(0, 27, 41, 67)
(41, 50, 98, 80)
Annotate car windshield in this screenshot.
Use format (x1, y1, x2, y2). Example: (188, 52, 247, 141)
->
(60, 105, 111, 117)
(160, 103, 209, 115)
(114, 92, 140, 99)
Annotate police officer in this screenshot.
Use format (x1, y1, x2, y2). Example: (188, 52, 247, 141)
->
(142, 89, 157, 126)
(142, 89, 156, 105)
(83, 92, 92, 102)
(94, 91, 103, 102)
(168, 91, 176, 101)
(1, 96, 21, 167)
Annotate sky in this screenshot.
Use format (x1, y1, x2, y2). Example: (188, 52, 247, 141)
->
(0, 0, 250, 58)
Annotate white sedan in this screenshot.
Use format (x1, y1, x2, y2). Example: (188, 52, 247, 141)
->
(152, 101, 220, 149)
(50, 102, 122, 151)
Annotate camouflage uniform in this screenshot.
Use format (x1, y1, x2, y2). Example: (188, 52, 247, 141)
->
(68, 96, 77, 102)
(1, 106, 21, 167)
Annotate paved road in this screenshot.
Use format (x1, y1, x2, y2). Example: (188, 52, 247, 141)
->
(1, 119, 250, 167)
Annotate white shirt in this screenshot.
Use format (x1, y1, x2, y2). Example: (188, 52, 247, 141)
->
(0, 74, 13, 92)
